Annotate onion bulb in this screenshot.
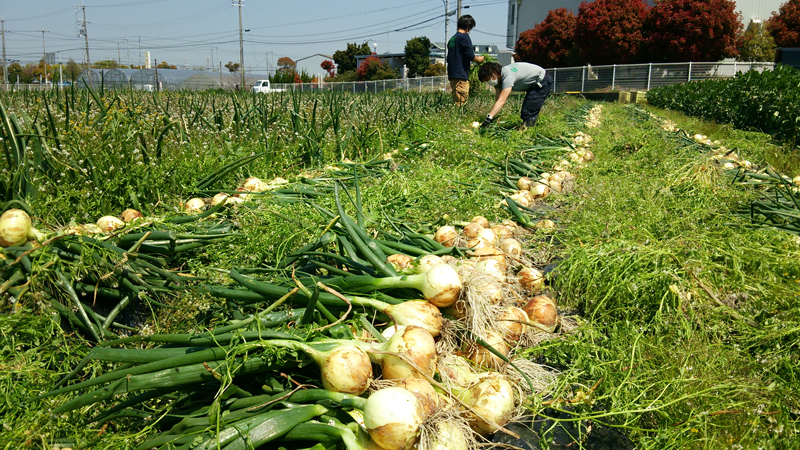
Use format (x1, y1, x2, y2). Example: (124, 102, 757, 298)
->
(120, 209, 143, 223)
(581, 150, 595, 162)
(530, 184, 550, 199)
(66, 223, 102, 236)
(471, 216, 490, 228)
(378, 325, 437, 380)
(461, 373, 516, 436)
(549, 180, 563, 192)
(471, 247, 506, 273)
(496, 307, 528, 342)
(509, 191, 532, 208)
(535, 219, 556, 231)
(384, 300, 443, 337)
(517, 176, 532, 191)
(96, 216, 125, 232)
(413, 255, 444, 274)
(522, 295, 558, 332)
(474, 259, 505, 282)
(0, 209, 31, 247)
(477, 228, 498, 246)
(382, 324, 406, 340)
(468, 277, 504, 305)
(388, 254, 413, 271)
(463, 222, 483, 238)
(243, 176, 266, 192)
(363, 387, 425, 450)
(499, 238, 523, 259)
(428, 421, 470, 450)
(184, 198, 206, 212)
(517, 267, 544, 292)
(468, 330, 510, 370)
(320, 347, 373, 394)
(466, 238, 485, 249)
(491, 224, 512, 240)
(793, 175, 800, 186)
(397, 378, 439, 419)
(434, 226, 458, 247)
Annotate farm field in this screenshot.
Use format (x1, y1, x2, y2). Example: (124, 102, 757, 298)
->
(1, 87, 799, 450)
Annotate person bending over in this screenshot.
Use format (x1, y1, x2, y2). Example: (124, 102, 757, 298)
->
(478, 61, 553, 129)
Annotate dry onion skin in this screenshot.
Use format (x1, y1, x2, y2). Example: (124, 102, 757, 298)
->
(517, 176, 532, 191)
(463, 222, 484, 239)
(184, 198, 206, 213)
(496, 306, 528, 343)
(517, 267, 544, 292)
(468, 330, 511, 370)
(320, 346, 373, 395)
(0, 209, 32, 247)
(378, 325, 438, 380)
(387, 254, 414, 271)
(397, 378, 439, 419)
(498, 238, 523, 259)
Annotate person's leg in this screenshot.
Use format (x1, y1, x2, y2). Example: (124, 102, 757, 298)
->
(451, 79, 469, 105)
(520, 78, 552, 127)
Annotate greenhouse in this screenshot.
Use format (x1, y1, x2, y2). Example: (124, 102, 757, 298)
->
(74, 68, 273, 91)
(75, 68, 138, 89)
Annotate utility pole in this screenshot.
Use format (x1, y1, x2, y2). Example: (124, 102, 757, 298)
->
(457, 0, 462, 19)
(444, 0, 449, 74)
(76, 1, 90, 68)
(125, 37, 130, 67)
(117, 41, 121, 67)
(1, 16, 7, 86)
(236, 0, 245, 89)
(40, 30, 49, 84)
(210, 48, 214, 72)
(138, 35, 142, 68)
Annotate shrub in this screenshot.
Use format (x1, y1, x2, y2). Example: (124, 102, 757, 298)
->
(767, 0, 800, 47)
(515, 8, 579, 68)
(575, 0, 649, 65)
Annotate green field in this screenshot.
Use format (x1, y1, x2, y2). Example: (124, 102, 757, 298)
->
(1, 87, 798, 449)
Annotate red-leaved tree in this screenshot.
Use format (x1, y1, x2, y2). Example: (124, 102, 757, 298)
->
(355, 56, 398, 81)
(321, 60, 336, 78)
(574, 0, 649, 65)
(515, 8, 579, 68)
(642, 0, 742, 62)
(767, 0, 800, 47)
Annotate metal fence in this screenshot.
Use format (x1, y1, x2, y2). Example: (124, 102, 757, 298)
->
(272, 76, 449, 94)
(0, 61, 777, 94)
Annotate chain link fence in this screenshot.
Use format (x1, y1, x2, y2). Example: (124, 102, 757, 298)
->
(1, 61, 776, 93)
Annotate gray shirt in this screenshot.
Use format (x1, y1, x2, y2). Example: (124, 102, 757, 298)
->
(500, 62, 547, 91)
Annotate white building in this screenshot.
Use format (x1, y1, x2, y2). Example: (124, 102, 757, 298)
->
(506, 0, 787, 48)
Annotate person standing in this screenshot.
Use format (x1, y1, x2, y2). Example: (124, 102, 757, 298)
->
(447, 15, 485, 106)
(478, 61, 553, 129)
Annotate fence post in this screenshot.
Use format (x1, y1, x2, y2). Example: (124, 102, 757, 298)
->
(733, 60, 737, 75)
(581, 66, 585, 92)
(612, 64, 616, 90)
(553, 68, 557, 92)
(688, 62, 692, 82)
(647, 63, 652, 90)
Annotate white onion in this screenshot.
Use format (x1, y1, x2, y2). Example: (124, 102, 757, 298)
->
(428, 421, 470, 450)
(416, 263, 462, 308)
(463, 222, 483, 238)
(549, 180, 563, 192)
(468, 330, 510, 370)
(471, 216, 490, 228)
(530, 183, 550, 199)
(0, 209, 32, 247)
(474, 259, 505, 282)
(464, 373, 516, 436)
(414, 255, 444, 274)
(477, 228, 498, 246)
(793, 175, 800, 186)
(397, 378, 439, 419)
(516, 176, 532, 191)
(466, 238, 485, 249)
(581, 150, 595, 162)
(363, 387, 424, 450)
(320, 347, 373, 395)
(434, 226, 458, 247)
(184, 198, 206, 212)
(499, 238, 523, 259)
(211, 193, 242, 206)
(382, 324, 406, 340)
(96, 216, 125, 232)
(509, 190, 533, 208)
(468, 277, 504, 305)
(470, 246, 506, 267)
(66, 223, 103, 236)
(120, 209, 143, 223)
(517, 267, 544, 292)
(385, 300, 443, 337)
(378, 325, 437, 380)
(243, 176, 266, 192)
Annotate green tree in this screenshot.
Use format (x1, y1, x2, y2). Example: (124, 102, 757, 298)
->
(333, 42, 372, 73)
(332, 70, 358, 82)
(93, 59, 119, 69)
(65, 59, 81, 81)
(424, 62, 446, 76)
(225, 61, 240, 73)
(738, 20, 777, 62)
(404, 36, 431, 78)
(7, 62, 23, 83)
(277, 56, 296, 73)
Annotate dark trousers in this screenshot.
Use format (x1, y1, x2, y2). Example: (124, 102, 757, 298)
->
(520, 73, 553, 127)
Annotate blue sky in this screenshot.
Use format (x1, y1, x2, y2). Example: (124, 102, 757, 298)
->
(2, 0, 509, 75)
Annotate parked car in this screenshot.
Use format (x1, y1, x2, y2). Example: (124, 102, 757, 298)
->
(56, 81, 72, 87)
(251, 80, 285, 94)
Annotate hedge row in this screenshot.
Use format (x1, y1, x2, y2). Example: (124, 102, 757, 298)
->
(646, 64, 800, 144)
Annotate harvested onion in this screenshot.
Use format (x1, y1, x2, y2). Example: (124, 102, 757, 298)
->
(517, 176, 532, 191)
(522, 295, 558, 332)
(471, 216, 490, 228)
(120, 209, 143, 223)
(184, 198, 206, 212)
(496, 306, 528, 342)
(517, 267, 544, 292)
(468, 330, 510, 369)
(96, 216, 125, 232)
(463, 222, 483, 238)
(364, 387, 424, 450)
(0, 209, 32, 247)
(434, 226, 458, 247)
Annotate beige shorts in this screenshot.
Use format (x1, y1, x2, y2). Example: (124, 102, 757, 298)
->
(450, 79, 470, 105)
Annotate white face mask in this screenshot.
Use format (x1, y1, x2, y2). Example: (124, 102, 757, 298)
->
(486, 78, 498, 87)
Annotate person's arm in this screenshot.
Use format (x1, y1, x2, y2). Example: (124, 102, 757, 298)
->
(473, 55, 485, 64)
(488, 87, 512, 118)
